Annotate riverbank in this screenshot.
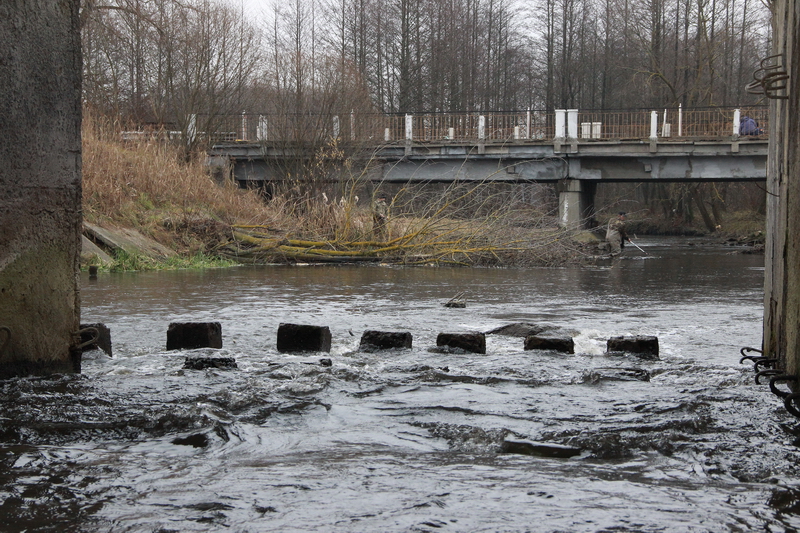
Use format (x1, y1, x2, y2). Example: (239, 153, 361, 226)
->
(81, 115, 765, 270)
(81, 115, 590, 269)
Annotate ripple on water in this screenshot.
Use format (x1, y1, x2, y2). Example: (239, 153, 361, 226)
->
(5, 244, 799, 530)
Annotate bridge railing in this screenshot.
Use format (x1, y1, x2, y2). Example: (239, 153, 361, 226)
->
(130, 107, 769, 145)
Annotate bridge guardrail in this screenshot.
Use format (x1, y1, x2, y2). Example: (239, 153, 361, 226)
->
(123, 107, 769, 145)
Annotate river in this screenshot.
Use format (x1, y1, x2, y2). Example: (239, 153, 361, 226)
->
(3, 237, 800, 532)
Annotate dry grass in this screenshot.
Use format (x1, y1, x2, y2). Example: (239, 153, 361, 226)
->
(82, 111, 285, 254)
(82, 111, 585, 266)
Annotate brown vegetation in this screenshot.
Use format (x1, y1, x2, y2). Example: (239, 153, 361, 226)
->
(82, 112, 586, 267)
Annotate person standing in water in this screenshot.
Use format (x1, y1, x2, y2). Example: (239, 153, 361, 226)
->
(373, 194, 389, 241)
(606, 212, 630, 256)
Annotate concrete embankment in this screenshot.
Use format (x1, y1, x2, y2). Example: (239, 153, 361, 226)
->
(81, 221, 176, 266)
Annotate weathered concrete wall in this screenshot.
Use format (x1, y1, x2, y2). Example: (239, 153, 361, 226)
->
(0, 1, 83, 378)
(763, 0, 800, 376)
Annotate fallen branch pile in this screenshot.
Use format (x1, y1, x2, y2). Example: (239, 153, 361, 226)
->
(218, 221, 577, 266)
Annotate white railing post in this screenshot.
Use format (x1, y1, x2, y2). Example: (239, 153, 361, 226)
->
(650, 111, 658, 140)
(567, 109, 578, 140)
(733, 108, 741, 136)
(384, 128, 391, 142)
(333, 115, 340, 138)
(448, 127, 455, 139)
(554, 109, 566, 140)
(405, 114, 413, 141)
(514, 126, 520, 139)
(257, 115, 268, 141)
(526, 109, 531, 139)
(678, 104, 683, 137)
(350, 110, 355, 141)
(241, 111, 247, 141)
(478, 115, 486, 140)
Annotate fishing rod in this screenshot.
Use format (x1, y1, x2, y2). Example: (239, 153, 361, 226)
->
(628, 238, 648, 255)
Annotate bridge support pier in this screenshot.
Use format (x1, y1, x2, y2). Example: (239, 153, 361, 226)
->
(0, 1, 83, 378)
(557, 179, 596, 229)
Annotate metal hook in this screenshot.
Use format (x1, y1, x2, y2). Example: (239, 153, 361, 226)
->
(770, 375, 798, 398)
(755, 369, 782, 385)
(754, 358, 779, 372)
(747, 54, 789, 99)
(740, 355, 773, 369)
(740, 346, 763, 357)
(785, 393, 800, 418)
(76, 326, 100, 350)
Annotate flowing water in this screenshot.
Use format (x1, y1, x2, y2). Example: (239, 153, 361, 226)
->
(3, 238, 800, 532)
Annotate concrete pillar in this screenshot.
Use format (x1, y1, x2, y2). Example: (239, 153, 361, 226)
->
(557, 179, 596, 229)
(763, 0, 800, 383)
(733, 109, 741, 136)
(0, 1, 82, 378)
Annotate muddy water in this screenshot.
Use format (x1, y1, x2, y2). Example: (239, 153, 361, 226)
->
(3, 238, 800, 532)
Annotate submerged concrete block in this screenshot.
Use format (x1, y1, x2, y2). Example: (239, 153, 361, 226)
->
(80, 323, 112, 357)
(183, 357, 237, 370)
(500, 438, 582, 458)
(524, 335, 574, 353)
(607, 335, 659, 360)
(166, 322, 223, 351)
(486, 323, 550, 337)
(359, 330, 413, 351)
(436, 332, 486, 354)
(277, 323, 332, 353)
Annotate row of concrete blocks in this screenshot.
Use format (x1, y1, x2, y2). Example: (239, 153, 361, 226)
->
(81, 321, 659, 359)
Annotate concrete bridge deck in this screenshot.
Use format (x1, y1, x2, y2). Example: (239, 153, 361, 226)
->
(203, 108, 768, 227)
(210, 138, 767, 183)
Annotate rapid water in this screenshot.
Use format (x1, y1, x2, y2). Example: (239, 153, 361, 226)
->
(3, 237, 800, 532)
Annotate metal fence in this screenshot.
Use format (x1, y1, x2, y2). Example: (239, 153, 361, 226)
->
(124, 107, 769, 145)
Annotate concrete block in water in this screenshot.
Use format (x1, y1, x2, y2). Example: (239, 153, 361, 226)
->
(166, 322, 222, 350)
(183, 357, 237, 370)
(524, 335, 574, 353)
(277, 323, 332, 353)
(607, 335, 659, 359)
(359, 330, 413, 351)
(500, 438, 581, 458)
(436, 332, 486, 354)
(486, 322, 550, 337)
(80, 323, 112, 357)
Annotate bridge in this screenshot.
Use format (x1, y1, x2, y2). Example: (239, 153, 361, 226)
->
(204, 107, 768, 228)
